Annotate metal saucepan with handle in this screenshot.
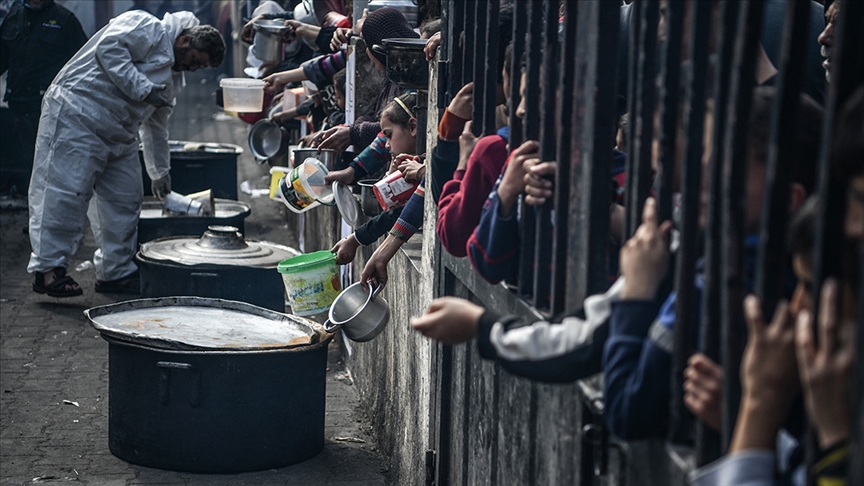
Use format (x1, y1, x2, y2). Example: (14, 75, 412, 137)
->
(324, 282, 389, 342)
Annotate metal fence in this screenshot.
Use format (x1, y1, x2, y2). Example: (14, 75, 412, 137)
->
(431, 0, 864, 484)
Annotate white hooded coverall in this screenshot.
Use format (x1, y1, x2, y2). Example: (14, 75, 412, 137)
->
(27, 10, 198, 281)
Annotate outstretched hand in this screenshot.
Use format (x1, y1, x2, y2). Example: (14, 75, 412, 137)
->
(411, 297, 484, 344)
(619, 198, 673, 300)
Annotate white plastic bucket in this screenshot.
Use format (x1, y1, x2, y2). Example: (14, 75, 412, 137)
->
(278, 158, 335, 214)
(220, 78, 265, 112)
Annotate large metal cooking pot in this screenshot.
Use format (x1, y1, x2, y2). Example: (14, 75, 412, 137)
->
(249, 119, 291, 166)
(136, 226, 299, 311)
(138, 197, 251, 245)
(292, 146, 339, 170)
(85, 297, 331, 473)
(140, 141, 242, 200)
(372, 38, 429, 90)
(324, 282, 390, 342)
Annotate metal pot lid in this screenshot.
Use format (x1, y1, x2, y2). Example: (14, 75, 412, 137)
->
(138, 226, 299, 268)
(85, 296, 326, 351)
(381, 38, 429, 49)
(140, 198, 251, 220)
(332, 181, 360, 226)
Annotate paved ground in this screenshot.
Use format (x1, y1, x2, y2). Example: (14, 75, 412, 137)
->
(0, 72, 389, 485)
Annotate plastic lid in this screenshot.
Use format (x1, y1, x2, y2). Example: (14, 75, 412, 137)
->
(277, 250, 336, 274)
(332, 181, 360, 226)
(220, 78, 265, 88)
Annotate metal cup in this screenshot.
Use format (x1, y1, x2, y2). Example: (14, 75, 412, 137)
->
(162, 191, 204, 217)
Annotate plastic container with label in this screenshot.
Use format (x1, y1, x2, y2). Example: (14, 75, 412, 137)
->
(278, 158, 335, 213)
(373, 171, 419, 211)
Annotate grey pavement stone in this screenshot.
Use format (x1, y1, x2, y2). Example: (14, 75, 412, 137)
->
(1, 71, 389, 485)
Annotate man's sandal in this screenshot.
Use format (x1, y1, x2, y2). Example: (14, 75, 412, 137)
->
(33, 268, 83, 298)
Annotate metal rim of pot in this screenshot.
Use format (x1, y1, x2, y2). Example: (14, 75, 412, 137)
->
(324, 282, 390, 342)
(372, 38, 430, 90)
(292, 147, 339, 170)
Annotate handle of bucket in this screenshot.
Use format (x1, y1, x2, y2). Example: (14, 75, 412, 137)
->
(323, 319, 341, 333)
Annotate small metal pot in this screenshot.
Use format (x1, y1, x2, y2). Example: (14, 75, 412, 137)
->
(324, 282, 390, 342)
(249, 119, 291, 166)
(372, 38, 429, 90)
(252, 20, 287, 62)
(357, 179, 381, 217)
(292, 147, 339, 170)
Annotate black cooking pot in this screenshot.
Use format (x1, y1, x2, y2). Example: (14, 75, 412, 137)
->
(136, 226, 299, 312)
(85, 297, 331, 473)
(140, 141, 242, 200)
(372, 38, 429, 89)
(138, 197, 251, 245)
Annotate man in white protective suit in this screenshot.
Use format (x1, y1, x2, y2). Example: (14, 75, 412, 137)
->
(27, 10, 225, 297)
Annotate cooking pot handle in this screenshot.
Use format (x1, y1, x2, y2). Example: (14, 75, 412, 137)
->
(370, 281, 384, 299)
(323, 319, 341, 333)
(157, 361, 201, 408)
(371, 44, 388, 56)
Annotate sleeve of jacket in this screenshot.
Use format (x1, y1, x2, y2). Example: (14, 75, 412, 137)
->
(602, 298, 672, 440)
(301, 50, 347, 86)
(688, 451, 777, 486)
(354, 207, 404, 246)
(436, 135, 509, 257)
(466, 173, 520, 283)
(474, 278, 624, 383)
(349, 112, 382, 149)
(95, 14, 163, 102)
(349, 132, 389, 179)
(389, 178, 425, 241)
(429, 139, 459, 203)
(315, 25, 337, 53)
(140, 104, 173, 180)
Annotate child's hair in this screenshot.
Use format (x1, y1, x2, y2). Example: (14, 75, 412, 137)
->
(332, 69, 346, 96)
(381, 92, 419, 128)
(419, 18, 442, 38)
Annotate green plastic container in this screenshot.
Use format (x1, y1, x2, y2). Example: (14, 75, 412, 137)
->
(277, 251, 341, 316)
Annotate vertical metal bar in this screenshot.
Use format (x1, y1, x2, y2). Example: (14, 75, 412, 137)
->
(462, 1, 476, 88)
(811, 2, 864, 482)
(625, 0, 659, 239)
(720, 0, 765, 450)
(551, 0, 579, 314)
(483, 0, 500, 137)
(448, 0, 464, 101)
(532, 0, 559, 312)
(568, 0, 619, 306)
(654, 0, 683, 226)
(812, 0, 864, 327)
(517, 0, 544, 300)
(471, 0, 489, 137)
(672, 2, 720, 465)
(508, 0, 527, 150)
(699, 0, 740, 452)
(437, 0, 453, 111)
(754, 0, 811, 344)
(664, 0, 700, 447)
(853, 237, 864, 486)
